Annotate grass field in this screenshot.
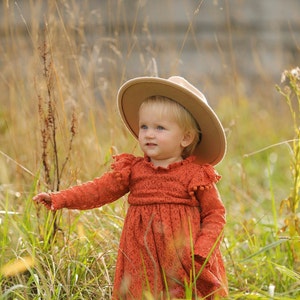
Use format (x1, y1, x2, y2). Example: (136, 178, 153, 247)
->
(0, 1, 299, 299)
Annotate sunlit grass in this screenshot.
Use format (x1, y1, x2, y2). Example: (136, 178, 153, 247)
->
(0, 0, 299, 299)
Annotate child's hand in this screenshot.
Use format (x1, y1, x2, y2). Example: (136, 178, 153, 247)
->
(33, 192, 54, 210)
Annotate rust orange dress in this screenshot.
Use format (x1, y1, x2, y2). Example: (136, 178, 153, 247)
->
(50, 154, 228, 299)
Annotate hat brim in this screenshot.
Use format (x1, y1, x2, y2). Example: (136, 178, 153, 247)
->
(117, 77, 226, 165)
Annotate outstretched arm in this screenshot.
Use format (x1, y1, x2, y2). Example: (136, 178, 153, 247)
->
(33, 154, 135, 211)
(33, 171, 130, 211)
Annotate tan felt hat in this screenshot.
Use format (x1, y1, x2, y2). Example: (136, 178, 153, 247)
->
(117, 76, 226, 165)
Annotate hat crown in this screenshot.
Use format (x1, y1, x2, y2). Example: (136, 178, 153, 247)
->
(168, 76, 208, 105)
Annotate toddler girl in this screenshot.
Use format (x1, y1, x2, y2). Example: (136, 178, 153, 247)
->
(34, 76, 228, 299)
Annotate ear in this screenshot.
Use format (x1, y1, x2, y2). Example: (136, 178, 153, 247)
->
(181, 131, 195, 148)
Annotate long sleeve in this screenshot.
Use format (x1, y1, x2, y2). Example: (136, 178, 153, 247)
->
(50, 154, 135, 210)
(194, 185, 226, 260)
(50, 172, 129, 210)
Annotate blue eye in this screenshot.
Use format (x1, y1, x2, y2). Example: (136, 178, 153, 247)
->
(157, 126, 165, 130)
(140, 124, 147, 130)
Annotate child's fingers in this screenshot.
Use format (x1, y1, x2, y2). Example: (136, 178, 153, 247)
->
(33, 193, 51, 204)
(32, 195, 40, 202)
(41, 200, 52, 210)
(33, 193, 54, 210)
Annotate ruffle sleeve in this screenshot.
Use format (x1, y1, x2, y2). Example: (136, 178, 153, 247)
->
(111, 153, 136, 189)
(51, 154, 135, 210)
(187, 164, 221, 200)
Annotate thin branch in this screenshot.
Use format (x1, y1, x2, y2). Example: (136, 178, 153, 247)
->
(0, 150, 35, 178)
(243, 139, 299, 158)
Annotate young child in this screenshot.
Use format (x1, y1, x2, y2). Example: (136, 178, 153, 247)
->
(33, 76, 228, 299)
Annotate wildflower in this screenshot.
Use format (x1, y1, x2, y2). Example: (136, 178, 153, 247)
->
(281, 70, 288, 83)
(281, 66, 300, 83)
(290, 66, 300, 80)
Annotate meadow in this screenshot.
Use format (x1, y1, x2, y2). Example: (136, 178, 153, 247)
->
(0, 1, 299, 299)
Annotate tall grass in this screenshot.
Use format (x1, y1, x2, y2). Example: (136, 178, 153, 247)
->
(0, 1, 299, 299)
(276, 67, 300, 269)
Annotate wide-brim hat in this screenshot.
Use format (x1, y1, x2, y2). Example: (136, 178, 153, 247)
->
(117, 76, 226, 165)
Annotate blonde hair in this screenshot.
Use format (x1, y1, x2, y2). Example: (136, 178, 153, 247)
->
(139, 96, 201, 158)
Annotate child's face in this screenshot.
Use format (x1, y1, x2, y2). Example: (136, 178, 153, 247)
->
(138, 104, 191, 167)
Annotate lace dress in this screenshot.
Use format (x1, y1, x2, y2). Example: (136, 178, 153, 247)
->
(50, 154, 228, 299)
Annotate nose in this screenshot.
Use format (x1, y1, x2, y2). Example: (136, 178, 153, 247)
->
(145, 128, 155, 138)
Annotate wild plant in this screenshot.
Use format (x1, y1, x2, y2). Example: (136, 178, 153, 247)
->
(35, 31, 78, 241)
(276, 66, 300, 269)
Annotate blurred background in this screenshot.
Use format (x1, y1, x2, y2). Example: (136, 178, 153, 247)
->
(0, 0, 300, 221)
(1, 0, 299, 103)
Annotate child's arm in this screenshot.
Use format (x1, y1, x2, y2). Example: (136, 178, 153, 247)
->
(33, 154, 135, 210)
(33, 154, 134, 211)
(194, 185, 226, 262)
(33, 169, 130, 211)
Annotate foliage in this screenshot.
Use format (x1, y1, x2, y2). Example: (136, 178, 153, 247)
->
(276, 67, 300, 270)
